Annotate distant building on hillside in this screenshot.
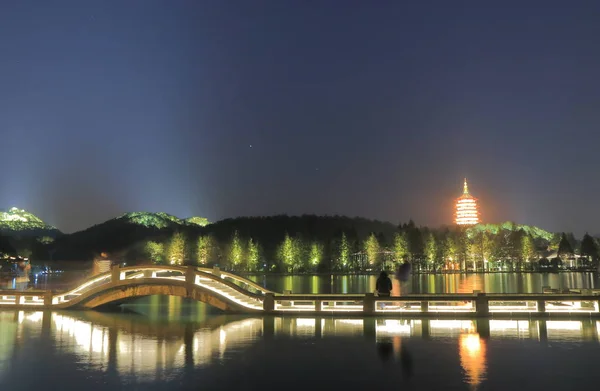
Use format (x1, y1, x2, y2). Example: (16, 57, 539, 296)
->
(455, 178, 480, 226)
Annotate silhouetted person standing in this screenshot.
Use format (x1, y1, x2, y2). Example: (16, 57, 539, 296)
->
(376, 271, 392, 297)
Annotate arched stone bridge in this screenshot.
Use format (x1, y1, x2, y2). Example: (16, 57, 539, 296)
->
(2, 265, 600, 318)
(2, 266, 272, 312)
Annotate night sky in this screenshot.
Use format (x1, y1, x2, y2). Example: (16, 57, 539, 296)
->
(1, 1, 600, 235)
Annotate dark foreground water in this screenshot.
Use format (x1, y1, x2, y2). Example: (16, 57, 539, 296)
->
(1, 298, 600, 391)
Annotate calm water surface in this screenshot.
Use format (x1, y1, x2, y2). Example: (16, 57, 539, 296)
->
(1, 299, 600, 391)
(248, 272, 599, 294)
(2, 271, 599, 390)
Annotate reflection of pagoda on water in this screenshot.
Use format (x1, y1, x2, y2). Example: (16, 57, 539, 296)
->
(455, 178, 480, 226)
(459, 333, 487, 389)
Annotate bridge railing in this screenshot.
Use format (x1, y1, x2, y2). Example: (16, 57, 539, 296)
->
(198, 267, 273, 296)
(3, 265, 600, 316)
(51, 265, 266, 310)
(0, 290, 50, 306)
(52, 273, 114, 304)
(266, 292, 600, 316)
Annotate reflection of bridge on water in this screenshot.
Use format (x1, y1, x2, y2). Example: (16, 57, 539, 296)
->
(2, 311, 600, 383)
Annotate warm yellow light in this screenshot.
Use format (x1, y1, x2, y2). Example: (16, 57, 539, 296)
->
(455, 178, 480, 225)
(459, 333, 487, 387)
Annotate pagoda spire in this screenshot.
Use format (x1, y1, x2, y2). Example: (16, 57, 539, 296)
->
(463, 178, 469, 195)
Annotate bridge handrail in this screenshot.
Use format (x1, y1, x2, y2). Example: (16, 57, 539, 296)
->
(54, 272, 113, 299)
(49, 265, 271, 298)
(197, 268, 273, 295)
(193, 269, 265, 301)
(272, 294, 478, 301)
(108, 265, 267, 300)
(53, 272, 264, 309)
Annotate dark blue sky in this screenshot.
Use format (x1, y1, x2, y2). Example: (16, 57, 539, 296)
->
(1, 1, 600, 235)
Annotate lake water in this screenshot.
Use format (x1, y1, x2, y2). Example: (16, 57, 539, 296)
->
(1, 304, 600, 391)
(2, 272, 599, 390)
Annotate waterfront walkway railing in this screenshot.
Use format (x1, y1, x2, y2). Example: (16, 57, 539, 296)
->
(1, 265, 600, 318)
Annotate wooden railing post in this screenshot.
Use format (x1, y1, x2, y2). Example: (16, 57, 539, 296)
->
(421, 301, 429, 313)
(363, 293, 375, 315)
(475, 293, 489, 317)
(263, 293, 274, 312)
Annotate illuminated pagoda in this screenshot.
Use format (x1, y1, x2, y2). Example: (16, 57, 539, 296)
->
(455, 178, 480, 226)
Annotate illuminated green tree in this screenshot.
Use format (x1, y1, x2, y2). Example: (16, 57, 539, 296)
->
(442, 233, 457, 266)
(424, 232, 437, 269)
(309, 242, 322, 270)
(145, 241, 164, 264)
(247, 238, 260, 271)
(196, 235, 216, 265)
(338, 233, 350, 270)
(454, 231, 470, 270)
(229, 230, 244, 270)
(393, 232, 408, 263)
(520, 234, 536, 264)
(364, 233, 380, 266)
(550, 233, 561, 251)
(470, 231, 494, 270)
(166, 232, 186, 265)
(278, 233, 297, 272)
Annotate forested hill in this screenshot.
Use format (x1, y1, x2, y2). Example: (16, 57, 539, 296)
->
(203, 214, 398, 251)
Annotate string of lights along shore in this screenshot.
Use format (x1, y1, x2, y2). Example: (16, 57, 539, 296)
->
(455, 178, 480, 226)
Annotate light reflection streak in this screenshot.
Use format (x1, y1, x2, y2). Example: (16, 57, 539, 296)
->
(459, 333, 487, 388)
(489, 320, 531, 338)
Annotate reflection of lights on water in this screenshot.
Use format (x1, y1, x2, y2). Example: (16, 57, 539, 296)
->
(459, 333, 487, 388)
(296, 318, 316, 327)
(294, 318, 315, 336)
(430, 320, 475, 332)
(462, 333, 481, 353)
(489, 320, 530, 331)
(546, 321, 582, 331)
(335, 319, 363, 326)
(194, 319, 263, 366)
(489, 320, 530, 338)
(53, 314, 109, 356)
(22, 311, 44, 324)
(376, 320, 412, 335)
